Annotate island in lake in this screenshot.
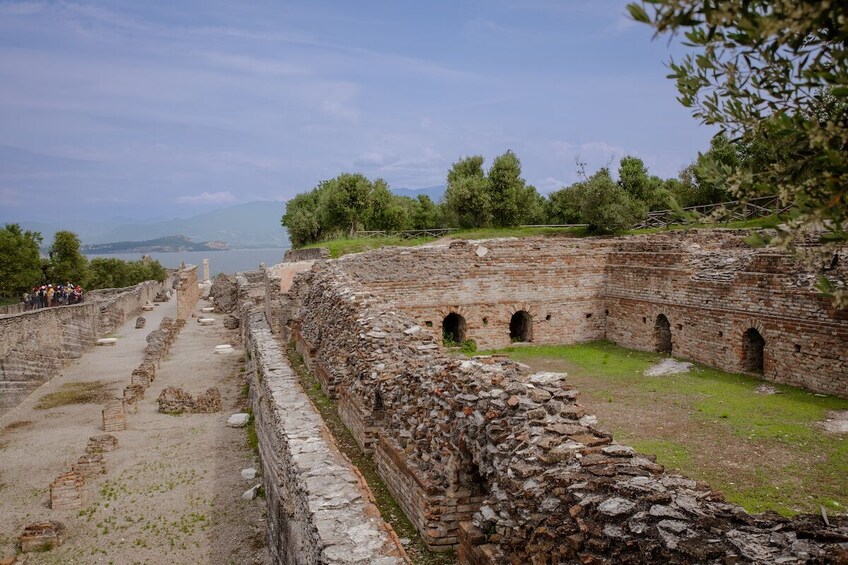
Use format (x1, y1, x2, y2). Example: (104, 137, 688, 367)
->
(82, 235, 228, 254)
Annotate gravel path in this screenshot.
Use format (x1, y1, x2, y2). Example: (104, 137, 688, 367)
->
(0, 298, 269, 564)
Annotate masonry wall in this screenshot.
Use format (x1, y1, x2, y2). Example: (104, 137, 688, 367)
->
(236, 279, 407, 565)
(0, 280, 163, 415)
(337, 239, 610, 350)
(175, 265, 199, 320)
(333, 232, 847, 397)
(284, 259, 848, 563)
(604, 234, 848, 396)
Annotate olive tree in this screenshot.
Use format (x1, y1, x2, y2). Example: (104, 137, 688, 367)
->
(629, 0, 848, 302)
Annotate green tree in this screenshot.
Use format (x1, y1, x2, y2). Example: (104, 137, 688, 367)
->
(617, 156, 671, 211)
(88, 257, 167, 290)
(0, 224, 43, 300)
(488, 150, 540, 226)
(365, 179, 411, 231)
(444, 156, 491, 228)
(48, 231, 88, 285)
(318, 173, 373, 237)
(410, 195, 443, 229)
(629, 0, 848, 301)
(546, 183, 585, 224)
(580, 169, 647, 234)
(282, 190, 322, 248)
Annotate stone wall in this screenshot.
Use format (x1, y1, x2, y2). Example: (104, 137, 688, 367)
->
(175, 265, 199, 320)
(284, 258, 848, 563)
(330, 232, 847, 396)
(604, 233, 848, 396)
(336, 239, 610, 350)
(0, 280, 163, 415)
(239, 288, 407, 564)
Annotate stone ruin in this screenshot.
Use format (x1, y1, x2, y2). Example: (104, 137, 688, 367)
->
(19, 521, 66, 553)
(85, 434, 118, 455)
(101, 398, 126, 433)
(157, 386, 221, 414)
(265, 231, 848, 564)
(49, 471, 86, 510)
(135, 316, 146, 329)
(71, 454, 106, 478)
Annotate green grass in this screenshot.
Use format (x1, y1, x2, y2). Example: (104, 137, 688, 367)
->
(35, 381, 116, 409)
(299, 226, 587, 258)
(485, 341, 848, 516)
(295, 216, 787, 259)
(303, 236, 436, 258)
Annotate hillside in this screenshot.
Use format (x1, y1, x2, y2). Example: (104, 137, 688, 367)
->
(82, 235, 228, 254)
(5, 201, 290, 249)
(89, 201, 288, 248)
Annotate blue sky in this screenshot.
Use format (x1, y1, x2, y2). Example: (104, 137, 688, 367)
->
(0, 0, 714, 222)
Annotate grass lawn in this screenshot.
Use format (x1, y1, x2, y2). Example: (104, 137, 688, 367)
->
(297, 216, 783, 259)
(484, 341, 848, 517)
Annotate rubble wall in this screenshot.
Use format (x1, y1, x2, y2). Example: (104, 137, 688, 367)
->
(240, 304, 406, 564)
(287, 259, 848, 563)
(336, 239, 610, 350)
(0, 280, 164, 415)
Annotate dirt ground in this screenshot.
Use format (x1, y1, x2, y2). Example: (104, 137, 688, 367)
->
(0, 298, 269, 564)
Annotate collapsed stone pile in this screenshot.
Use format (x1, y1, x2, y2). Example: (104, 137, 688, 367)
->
(157, 386, 221, 414)
(287, 260, 848, 563)
(19, 521, 66, 553)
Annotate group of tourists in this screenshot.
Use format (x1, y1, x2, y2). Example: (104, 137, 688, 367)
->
(23, 283, 84, 309)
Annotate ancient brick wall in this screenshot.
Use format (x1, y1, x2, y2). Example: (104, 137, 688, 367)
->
(604, 233, 848, 396)
(175, 265, 199, 320)
(332, 232, 846, 396)
(0, 280, 164, 416)
(336, 239, 610, 350)
(283, 259, 848, 563)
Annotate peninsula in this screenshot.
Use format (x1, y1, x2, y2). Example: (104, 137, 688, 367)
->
(81, 235, 228, 254)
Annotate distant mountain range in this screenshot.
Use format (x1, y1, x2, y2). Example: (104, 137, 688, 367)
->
(82, 235, 228, 254)
(5, 200, 289, 249)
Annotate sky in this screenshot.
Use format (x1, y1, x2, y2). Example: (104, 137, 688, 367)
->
(0, 0, 715, 222)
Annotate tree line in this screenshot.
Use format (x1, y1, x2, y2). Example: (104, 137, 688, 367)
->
(282, 139, 767, 247)
(0, 226, 167, 302)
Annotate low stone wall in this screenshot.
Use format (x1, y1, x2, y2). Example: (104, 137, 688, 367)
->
(239, 285, 407, 564)
(286, 260, 848, 563)
(0, 280, 163, 416)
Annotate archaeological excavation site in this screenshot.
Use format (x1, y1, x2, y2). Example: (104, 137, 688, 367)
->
(212, 229, 848, 564)
(1, 230, 847, 564)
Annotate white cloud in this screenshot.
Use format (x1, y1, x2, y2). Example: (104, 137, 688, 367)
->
(176, 191, 237, 204)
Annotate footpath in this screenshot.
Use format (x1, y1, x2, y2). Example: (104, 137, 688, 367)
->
(0, 297, 269, 564)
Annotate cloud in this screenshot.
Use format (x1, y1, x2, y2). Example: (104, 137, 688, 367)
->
(354, 152, 386, 167)
(176, 191, 237, 204)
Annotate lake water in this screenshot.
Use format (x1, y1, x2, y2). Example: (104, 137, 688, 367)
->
(85, 247, 290, 277)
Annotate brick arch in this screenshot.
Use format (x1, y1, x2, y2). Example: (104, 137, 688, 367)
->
(736, 320, 767, 375)
(439, 307, 469, 344)
(507, 303, 540, 319)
